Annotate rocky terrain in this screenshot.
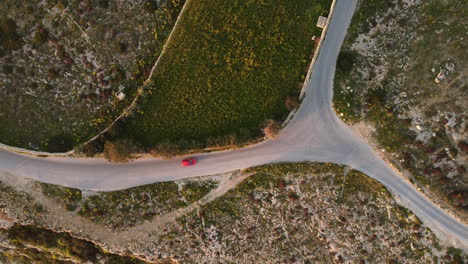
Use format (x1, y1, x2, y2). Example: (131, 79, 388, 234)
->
(0, 163, 466, 263)
(333, 0, 467, 217)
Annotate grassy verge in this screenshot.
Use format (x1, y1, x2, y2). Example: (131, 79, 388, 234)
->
(119, 0, 332, 151)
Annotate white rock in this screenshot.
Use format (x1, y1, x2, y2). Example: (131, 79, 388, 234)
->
(434, 71, 445, 83)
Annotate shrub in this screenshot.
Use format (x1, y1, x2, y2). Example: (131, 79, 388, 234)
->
(47, 133, 74, 152)
(150, 139, 203, 158)
(285, 95, 300, 111)
(150, 141, 178, 158)
(116, 42, 128, 54)
(39, 182, 82, 211)
(2, 64, 13, 74)
(263, 120, 281, 139)
(336, 50, 357, 75)
(32, 26, 49, 46)
(447, 191, 467, 208)
(144, 0, 158, 13)
(79, 140, 104, 157)
(103, 139, 137, 162)
(0, 18, 22, 52)
(99, 0, 109, 9)
(47, 68, 60, 79)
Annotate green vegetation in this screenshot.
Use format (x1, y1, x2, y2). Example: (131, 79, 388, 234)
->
(1, 224, 146, 264)
(246, 161, 344, 175)
(0, 180, 47, 220)
(1, 163, 466, 262)
(0, 0, 184, 152)
(332, 61, 362, 121)
(346, 0, 397, 42)
(78, 180, 216, 229)
(333, 0, 467, 212)
(120, 0, 332, 149)
(0, 18, 22, 54)
(247, 162, 389, 202)
(102, 139, 138, 162)
(163, 162, 466, 263)
(202, 162, 391, 225)
(38, 182, 82, 211)
(335, 168, 391, 205)
(180, 180, 218, 203)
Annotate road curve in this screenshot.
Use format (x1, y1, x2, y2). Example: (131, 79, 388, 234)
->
(1, 0, 467, 251)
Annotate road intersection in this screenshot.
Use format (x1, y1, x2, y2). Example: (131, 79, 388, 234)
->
(0, 0, 466, 251)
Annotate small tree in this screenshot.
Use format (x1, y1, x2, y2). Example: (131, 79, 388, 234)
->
(263, 119, 281, 139)
(103, 139, 136, 162)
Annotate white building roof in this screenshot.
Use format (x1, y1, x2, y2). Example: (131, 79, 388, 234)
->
(317, 16, 327, 28)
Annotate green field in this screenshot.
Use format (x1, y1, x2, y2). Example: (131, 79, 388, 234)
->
(120, 0, 331, 148)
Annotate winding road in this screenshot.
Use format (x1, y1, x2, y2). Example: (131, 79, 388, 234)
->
(1, 0, 467, 251)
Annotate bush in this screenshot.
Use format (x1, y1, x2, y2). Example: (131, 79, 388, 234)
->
(79, 140, 104, 157)
(116, 42, 128, 54)
(47, 68, 60, 79)
(336, 50, 357, 75)
(45, 186, 81, 211)
(144, 0, 158, 13)
(0, 18, 22, 52)
(150, 139, 204, 158)
(263, 120, 281, 139)
(150, 140, 179, 158)
(2, 64, 13, 74)
(32, 26, 49, 46)
(103, 139, 137, 162)
(47, 133, 74, 152)
(285, 95, 300, 111)
(99, 0, 109, 9)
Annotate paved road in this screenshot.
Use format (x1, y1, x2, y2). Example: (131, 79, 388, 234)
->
(1, 0, 467, 251)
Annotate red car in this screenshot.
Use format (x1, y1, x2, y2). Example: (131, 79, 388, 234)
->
(181, 158, 197, 167)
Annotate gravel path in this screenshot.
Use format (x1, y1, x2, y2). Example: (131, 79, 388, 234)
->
(0, 0, 466, 251)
